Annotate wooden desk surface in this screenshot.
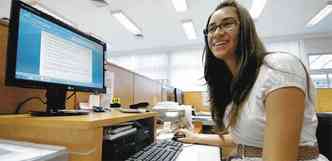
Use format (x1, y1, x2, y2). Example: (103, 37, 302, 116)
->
(0, 110, 159, 129)
(0, 110, 158, 161)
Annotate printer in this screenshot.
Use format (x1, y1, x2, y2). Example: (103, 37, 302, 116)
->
(153, 102, 193, 130)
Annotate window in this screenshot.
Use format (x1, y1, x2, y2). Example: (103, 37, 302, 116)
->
(308, 53, 332, 88)
(311, 74, 329, 88)
(309, 54, 332, 70)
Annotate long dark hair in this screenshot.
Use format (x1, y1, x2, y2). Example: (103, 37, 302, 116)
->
(203, 0, 267, 132)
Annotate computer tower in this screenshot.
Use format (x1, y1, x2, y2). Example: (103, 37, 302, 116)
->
(102, 121, 153, 161)
(316, 112, 332, 160)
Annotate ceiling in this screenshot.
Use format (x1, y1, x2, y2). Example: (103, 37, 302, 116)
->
(0, 0, 332, 55)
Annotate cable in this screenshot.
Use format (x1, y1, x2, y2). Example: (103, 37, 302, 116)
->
(15, 97, 46, 114)
(66, 91, 79, 109)
(182, 144, 195, 148)
(66, 91, 76, 100)
(15, 91, 76, 114)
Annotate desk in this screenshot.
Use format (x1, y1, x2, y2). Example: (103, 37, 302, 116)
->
(157, 132, 220, 161)
(0, 110, 158, 161)
(0, 139, 68, 161)
(177, 144, 220, 161)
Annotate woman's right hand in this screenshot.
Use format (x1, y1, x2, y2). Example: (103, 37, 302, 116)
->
(175, 129, 198, 144)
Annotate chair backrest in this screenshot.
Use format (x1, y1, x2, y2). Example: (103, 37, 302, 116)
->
(316, 112, 332, 160)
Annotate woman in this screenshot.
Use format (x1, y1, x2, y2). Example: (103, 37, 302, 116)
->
(178, 1, 329, 161)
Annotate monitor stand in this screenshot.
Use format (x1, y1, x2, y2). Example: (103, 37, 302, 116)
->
(30, 87, 89, 116)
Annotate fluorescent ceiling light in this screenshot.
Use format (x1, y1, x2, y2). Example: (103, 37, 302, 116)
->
(171, 0, 188, 12)
(90, 0, 111, 8)
(306, 4, 332, 27)
(32, 3, 77, 27)
(111, 11, 142, 35)
(250, 0, 267, 20)
(182, 20, 197, 40)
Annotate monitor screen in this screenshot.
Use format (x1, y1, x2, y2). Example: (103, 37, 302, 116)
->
(174, 88, 183, 105)
(6, 0, 106, 115)
(17, 8, 104, 89)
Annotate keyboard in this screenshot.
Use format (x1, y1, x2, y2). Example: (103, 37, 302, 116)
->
(125, 140, 183, 161)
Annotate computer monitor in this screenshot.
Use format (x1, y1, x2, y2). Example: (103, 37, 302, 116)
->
(5, 0, 106, 115)
(165, 86, 175, 102)
(174, 88, 183, 105)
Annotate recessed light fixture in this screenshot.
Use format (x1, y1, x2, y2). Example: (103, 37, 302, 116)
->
(306, 2, 332, 27)
(111, 11, 143, 36)
(250, 0, 267, 20)
(171, 0, 188, 12)
(181, 20, 197, 40)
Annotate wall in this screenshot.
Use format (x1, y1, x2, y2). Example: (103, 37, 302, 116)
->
(107, 63, 163, 108)
(110, 48, 205, 91)
(264, 35, 332, 67)
(185, 89, 332, 112)
(302, 37, 332, 54)
(183, 91, 209, 112)
(133, 74, 161, 108)
(316, 89, 332, 112)
(106, 64, 134, 107)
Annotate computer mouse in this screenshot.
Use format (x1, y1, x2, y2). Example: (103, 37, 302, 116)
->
(172, 131, 186, 141)
(93, 106, 105, 112)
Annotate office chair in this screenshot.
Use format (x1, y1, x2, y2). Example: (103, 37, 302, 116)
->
(316, 112, 332, 160)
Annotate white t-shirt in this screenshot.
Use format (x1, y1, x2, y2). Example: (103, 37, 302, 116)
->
(223, 53, 318, 147)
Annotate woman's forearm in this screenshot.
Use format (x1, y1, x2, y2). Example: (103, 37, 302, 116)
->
(195, 133, 235, 147)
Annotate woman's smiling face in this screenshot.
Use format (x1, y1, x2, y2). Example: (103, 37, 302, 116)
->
(207, 7, 240, 60)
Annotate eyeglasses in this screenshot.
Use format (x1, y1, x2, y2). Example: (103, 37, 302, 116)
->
(204, 18, 239, 36)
